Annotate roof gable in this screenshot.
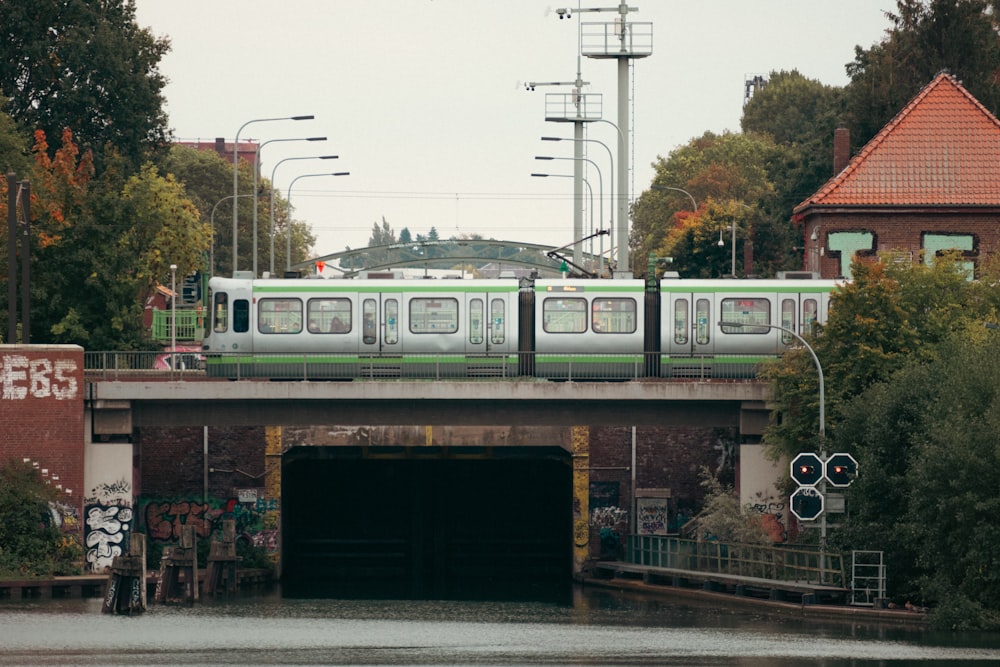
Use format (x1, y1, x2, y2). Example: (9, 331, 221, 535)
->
(794, 72, 1000, 212)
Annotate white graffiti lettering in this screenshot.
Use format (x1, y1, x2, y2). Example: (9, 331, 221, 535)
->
(0, 355, 78, 400)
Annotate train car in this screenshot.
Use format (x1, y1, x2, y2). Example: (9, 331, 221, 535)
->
(203, 276, 521, 379)
(529, 278, 647, 379)
(658, 278, 840, 378)
(201, 274, 842, 380)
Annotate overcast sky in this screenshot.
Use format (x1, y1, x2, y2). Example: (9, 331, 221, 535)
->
(133, 1, 892, 264)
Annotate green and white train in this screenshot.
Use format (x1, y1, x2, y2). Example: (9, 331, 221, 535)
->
(201, 275, 840, 379)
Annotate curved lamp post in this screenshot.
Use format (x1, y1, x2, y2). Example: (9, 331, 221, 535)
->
(210, 194, 254, 277)
(532, 172, 597, 272)
(232, 114, 314, 276)
(650, 185, 698, 212)
(536, 155, 604, 267)
(286, 172, 350, 273)
(270, 155, 339, 275)
(595, 118, 627, 271)
(252, 136, 327, 277)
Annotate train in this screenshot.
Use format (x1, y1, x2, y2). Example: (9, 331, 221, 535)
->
(201, 275, 840, 380)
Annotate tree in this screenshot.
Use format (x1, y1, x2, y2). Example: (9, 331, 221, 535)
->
(741, 70, 848, 213)
(0, 0, 171, 168)
(845, 0, 1000, 147)
(632, 131, 798, 278)
(0, 459, 83, 577)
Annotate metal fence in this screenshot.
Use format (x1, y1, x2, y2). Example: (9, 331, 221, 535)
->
(627, 535, 846, 587)
(83, 351, 771, 382)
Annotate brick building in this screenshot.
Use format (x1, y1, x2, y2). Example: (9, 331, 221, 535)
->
(795, 72, 1000, 279)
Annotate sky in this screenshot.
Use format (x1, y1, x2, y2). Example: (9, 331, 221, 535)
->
(133, 1, 893, 266)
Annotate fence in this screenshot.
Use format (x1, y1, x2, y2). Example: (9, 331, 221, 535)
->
(627, 535, 846, 587)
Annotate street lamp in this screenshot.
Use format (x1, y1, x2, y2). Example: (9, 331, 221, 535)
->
(542, 136, 614, 272)
(252, 136, 327, 277)
(532, 172, 598, 272)
(169, 264, 177, 370)
(210, 194, 254, 277)
(286, 172, 350, 273)
(232, 114, 314, 276)
(595, 117, 627, 272)
(718, 319, 828, 555)
(536, 155, 604, 266)
(650, 185, 698, 212)
(270, 155, 338, 275)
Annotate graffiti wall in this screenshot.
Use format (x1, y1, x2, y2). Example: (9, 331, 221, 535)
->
(739, 444, 789, 543)
(139, 493, 278, 556)
(83, 441, 134, 571)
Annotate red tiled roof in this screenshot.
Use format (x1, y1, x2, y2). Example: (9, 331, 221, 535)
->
(794, 72, 1000, 212)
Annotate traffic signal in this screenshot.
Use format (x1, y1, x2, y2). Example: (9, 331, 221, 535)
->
(825, 453, 858, 488)
(790, 453, 824, 486)
(790, 486, 824, 521)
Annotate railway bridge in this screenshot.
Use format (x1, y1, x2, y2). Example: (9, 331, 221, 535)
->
(5, 345, 785, 601)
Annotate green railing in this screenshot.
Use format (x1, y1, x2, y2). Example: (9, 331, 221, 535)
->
(626, 535, 846, 587)
(150, 308, 205, 343)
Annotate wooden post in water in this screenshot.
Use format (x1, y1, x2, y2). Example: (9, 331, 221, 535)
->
(154, 524, 199, 604)
(204, 519, 239, 596)
(102, 533, 147, 615)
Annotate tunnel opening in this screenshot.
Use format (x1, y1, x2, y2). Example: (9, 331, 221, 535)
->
(281, 446, 573, 602)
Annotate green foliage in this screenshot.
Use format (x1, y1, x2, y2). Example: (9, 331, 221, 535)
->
(689, 468, 772, 545)
(846, 0, 1000, 147)
(0, 460, 82, 578)
(0, 0, 171, 168)
(765, 255, 1000, 622)
(632, 131, 799, 278)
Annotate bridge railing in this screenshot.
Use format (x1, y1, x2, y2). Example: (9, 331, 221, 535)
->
(626, 535, 846, 587)
(83, 351, 771, 381)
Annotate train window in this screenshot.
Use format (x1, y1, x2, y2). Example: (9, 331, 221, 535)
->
(695, 298, 710, 344)
(307, 298, 352, 334)
(542, 298, 587, 333)
(490, 298, 505, 345)
(592, 298, 636, 334)
(780, 299, 795, 345)
(385, 299, 399, 344)
(362, 299, 377, 344)
(804, 299, 818, 335)
(469, 299, 484, 344)
(410, 298, 458, 334)
(719, 297, 770, 334)
(674, 298, 688, 345)
(234, 299, 249, 333)
(258, 298, 302, 334)
(213, 292, 229, 333)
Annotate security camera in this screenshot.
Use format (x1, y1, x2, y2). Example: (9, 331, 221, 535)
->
(525, 83, 535, 91)
(556, 8, 571, 19)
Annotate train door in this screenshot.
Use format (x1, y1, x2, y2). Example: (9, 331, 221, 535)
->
(465, 292, 513, 355)
(663, 292, 715, 356)
(360, 293, 402, 354)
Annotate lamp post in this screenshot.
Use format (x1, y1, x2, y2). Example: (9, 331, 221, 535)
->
(232, 114, 314, 276)
(536, 155, 603, 267)
(650, 185, 698, 212)
(169, 264, 177, 370)
(270, 155, 338, 275)
(718, 319, 827, 557)
(210, 194, 254, 277)
(286, 172, 350, 273)
(252, 136, 327, 277)
(595, 117, 627, 272)
(532, 172, 597, 272)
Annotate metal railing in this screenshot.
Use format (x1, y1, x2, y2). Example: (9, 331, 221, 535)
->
(83, 351, 773, 382)
(150, 309, 205, 343)
(627, 535, 846, 587)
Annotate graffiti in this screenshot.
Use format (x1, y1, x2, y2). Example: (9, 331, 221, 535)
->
(0, 354, 78, 400)
(744, 498, 788, 543)
(85, 504, 134, 568)
(744, 501, 785, 514)
(637, 498, 668, 536)
(590, 505, 628, 528)
(144, 501, 215, 542)
(140, 495, 280, 553)
(91, 478, 132, 502)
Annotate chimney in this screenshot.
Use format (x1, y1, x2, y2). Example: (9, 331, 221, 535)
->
(834, 127, 850, 174)
(215, 137, 226, 157)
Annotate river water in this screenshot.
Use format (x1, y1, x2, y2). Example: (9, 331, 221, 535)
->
(1, 586, 999, 666)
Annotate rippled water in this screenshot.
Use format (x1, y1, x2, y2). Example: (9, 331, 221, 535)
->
(1, 586, 998, 666)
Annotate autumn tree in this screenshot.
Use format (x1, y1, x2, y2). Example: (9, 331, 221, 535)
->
(0, 0, 171, 167)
